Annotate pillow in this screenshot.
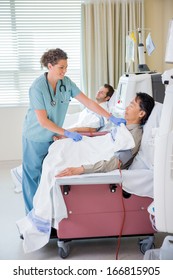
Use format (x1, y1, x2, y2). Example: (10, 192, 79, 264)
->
(129, 102, 163, 170)
(108, 90, 117, 113)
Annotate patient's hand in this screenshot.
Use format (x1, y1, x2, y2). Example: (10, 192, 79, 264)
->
(55, 166, 84, 177)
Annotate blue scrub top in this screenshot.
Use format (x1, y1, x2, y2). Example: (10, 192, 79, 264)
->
(23, 74, 81, 142)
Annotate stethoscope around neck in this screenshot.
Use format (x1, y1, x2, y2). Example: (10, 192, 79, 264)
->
(44, 72, 69, 106)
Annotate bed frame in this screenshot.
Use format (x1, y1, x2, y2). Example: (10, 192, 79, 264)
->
(56, 173, 155, 258)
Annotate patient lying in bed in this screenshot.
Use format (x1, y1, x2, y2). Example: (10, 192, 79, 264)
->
(16, 92, 154, 253)
(56, 93, 154, 177)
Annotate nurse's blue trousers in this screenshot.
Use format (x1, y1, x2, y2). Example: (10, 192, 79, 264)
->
(22, 136, 53, 213)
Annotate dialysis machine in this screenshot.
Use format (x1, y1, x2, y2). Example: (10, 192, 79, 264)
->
(143, 72, 173, 260)
(154, 80, 173, 233)
(113, 72, 165, 117)
(114, 70, 173, 259)
(145, 20, 173, 260)
(150, 73, 173, 260)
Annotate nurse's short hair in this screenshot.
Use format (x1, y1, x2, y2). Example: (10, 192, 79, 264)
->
(135, 92, 155, 125)
(40, 48, 68, 68)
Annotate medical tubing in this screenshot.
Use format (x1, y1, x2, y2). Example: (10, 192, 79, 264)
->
(115, 161, 126, 260)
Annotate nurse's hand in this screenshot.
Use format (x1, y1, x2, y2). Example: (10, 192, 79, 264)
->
(64, 130, 83, 141)
(109, 115, 126, 126)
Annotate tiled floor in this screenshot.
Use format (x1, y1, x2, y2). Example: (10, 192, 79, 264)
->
(0, 161, 166, 260)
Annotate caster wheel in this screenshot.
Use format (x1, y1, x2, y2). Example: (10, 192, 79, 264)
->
(139, 236, 155, 254)
(58, 244, 70, 259)
(139, 242, 154, 254)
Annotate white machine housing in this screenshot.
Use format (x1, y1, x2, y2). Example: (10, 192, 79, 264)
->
(114, 73, 152, 117)
(154, 84, 173, 233)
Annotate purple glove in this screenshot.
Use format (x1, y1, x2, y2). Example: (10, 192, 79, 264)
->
(109, 115, 126, 126)
(64, 130, 83, 141)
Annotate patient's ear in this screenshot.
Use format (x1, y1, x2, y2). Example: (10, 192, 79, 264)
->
(105, 96, 110, 101)
(139, 110, 146, 119)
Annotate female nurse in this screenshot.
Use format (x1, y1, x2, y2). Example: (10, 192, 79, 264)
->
(22, 48, 125, 213)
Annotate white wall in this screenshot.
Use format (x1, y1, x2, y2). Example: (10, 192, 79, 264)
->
(145, 0, 173, 72)
(0, 106, 27, 161)
(0, 103, 82, 161)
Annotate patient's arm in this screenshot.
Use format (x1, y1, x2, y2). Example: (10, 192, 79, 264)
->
(53, 127, 97, 141)
(56, 166, 84, 177)
(83, 156, 119, 174)
(69, 127, 97, 133)
(55, 156, 119, 178)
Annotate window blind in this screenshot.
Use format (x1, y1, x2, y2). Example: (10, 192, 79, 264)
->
(0, 0, 81, 106)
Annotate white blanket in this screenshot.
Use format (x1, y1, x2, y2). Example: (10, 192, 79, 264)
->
(122, 169, 153, 198)
(67, 102, 109, 129)
(16, 124, 135, 253)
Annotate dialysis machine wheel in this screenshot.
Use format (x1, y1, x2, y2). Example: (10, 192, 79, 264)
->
(139, 236, 155, 254)
(57, 240, 70, 259)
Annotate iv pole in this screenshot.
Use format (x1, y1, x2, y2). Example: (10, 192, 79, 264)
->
(137, 28, 150, 72)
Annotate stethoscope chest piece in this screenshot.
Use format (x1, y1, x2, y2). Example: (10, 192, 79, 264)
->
(51, 100, 56, 106)
(45, 72, 70, 106)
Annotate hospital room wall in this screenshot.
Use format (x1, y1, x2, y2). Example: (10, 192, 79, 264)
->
(145, 0, 173, 72)
(0, 107, 27, 162)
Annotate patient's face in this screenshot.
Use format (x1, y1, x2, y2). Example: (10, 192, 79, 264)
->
(125, 98, 145, 124)
(95, 87, 109, 103)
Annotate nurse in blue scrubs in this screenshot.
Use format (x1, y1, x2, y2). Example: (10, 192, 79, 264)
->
(22, 48, 125, 213)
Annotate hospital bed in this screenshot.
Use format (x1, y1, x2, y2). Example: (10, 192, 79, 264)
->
(55, 101, 163, 258)
(13, 77, 165, 257)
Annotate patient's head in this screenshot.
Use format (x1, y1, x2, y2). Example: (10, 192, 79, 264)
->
(96, 84, 114, 104)
(125, 92, 155, 125)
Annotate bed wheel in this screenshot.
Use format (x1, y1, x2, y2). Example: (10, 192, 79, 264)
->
(57, 240, 70, 259)
(58, 246, 70, 259)
(139, 236, 155, 254)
